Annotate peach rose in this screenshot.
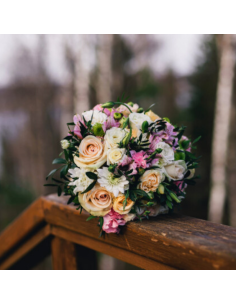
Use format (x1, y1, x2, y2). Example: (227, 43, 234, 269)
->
(113, 193, 134, 215)
(74, 135, 107, 169)
(79, 184, 113, 216)
(138, 169, 165, 192)
(145, 110, 161, 121)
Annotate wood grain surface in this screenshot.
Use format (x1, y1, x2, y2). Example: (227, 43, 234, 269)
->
(1, 193, 236, 270)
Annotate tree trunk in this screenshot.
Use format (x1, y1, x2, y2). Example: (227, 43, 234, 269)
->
(96, 35, 113, 104)
(208, 34, 235, 223)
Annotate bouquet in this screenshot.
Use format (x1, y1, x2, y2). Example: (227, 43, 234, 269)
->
(45, 100, 200, 235)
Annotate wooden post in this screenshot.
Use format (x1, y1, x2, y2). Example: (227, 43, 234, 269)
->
(51, 236, 98, 270)
(51, 237, 78, 270)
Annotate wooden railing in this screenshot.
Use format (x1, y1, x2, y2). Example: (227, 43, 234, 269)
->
(1, 194, 236, 270)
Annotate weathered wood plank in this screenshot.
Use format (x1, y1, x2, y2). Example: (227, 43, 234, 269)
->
(51, 225, 175, 270)
(42, 195, 236, 270)
(1, 193, 236, 270)
(0, 225, 51, 270)
(0, 199, 44, 260)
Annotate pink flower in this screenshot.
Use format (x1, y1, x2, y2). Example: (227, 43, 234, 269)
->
(130, 150, 148, 169)
(102, 110, 120, 132)
(73, 114, 85, 139)
(174, 181, 187, 192)
(154, 122, 178, 147)
(148, 134, 161, 153)
(128, 162, 138, 175)
(93, 104, 103, 111)
(102, 209, 126, 234)
(118, 154, 132, 167)
(181, 136, 191, 152)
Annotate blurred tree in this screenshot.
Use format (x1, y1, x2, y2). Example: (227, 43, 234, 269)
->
(183, 35, 219, 220)
(208, 34, 235, 223)
(96, 35, 113, 104)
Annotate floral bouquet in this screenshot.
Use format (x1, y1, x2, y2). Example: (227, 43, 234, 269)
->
(45, 99, 200, 235)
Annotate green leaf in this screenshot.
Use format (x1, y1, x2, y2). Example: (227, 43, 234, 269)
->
(52, 178, 64, 184)
(52, 158, 67, 165)
(46, 168, 58, 180)
(67, 122, 75, 126)
(67, 196, 75, 205)
(166, 200, 173, 209)
(44, 183, 58, 187)
(192, 135, 201, 144)
(60, 164, 69, 177)
(57, 186, 62, 196)
(86, 172, 97, 180)
(81, 180, 96, 194)
(64, 149, 69, 161)
(86, 215, 97, 221)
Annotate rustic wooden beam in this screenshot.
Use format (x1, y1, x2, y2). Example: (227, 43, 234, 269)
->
(0, 198, 44, 261)
(1, 194, 236, 270)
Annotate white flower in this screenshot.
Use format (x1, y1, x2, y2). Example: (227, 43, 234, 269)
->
(104, 127, 127, 148)
(129, 112, 152, 131)
(82, 109, 107, 126)
(107, 148, 126, 165)
(61, 139, 70, 149)
(155, 142, 174, 163)
(68, 168, 93, 194)
(97, 167, 129, 197)
(164, 160, 187, 180)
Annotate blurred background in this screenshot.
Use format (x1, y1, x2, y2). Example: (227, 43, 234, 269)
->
(0, 34, 236, 269)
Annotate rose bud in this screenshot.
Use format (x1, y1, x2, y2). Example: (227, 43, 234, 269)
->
(127, 101, 134, 106)
(61, 139, 70, 149)
(113, 112, 122, 120)
(158, 184, 165, 194)
(101, 102, 114, 108)
(169, 191, 181, 203)
(148, 191, 154, 199)
(119, 116, 128, 128)
(92, 123, 105, 137)
(141, 120, 149, 133)
(137, 107, 144, 113)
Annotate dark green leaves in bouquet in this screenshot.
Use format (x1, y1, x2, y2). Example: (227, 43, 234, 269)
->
(86, 172, 97, 180)
(60, 164, 69, 177)
(86, 215, 97, 221)
(81, 180, 97, 194)
(46, 168, 58, 180)
(52, 158, 67, 165)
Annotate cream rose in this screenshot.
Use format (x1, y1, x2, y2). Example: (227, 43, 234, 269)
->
(113, 193, 134, 215)
(79, 184, 113, 216)
(107, 148, 126, 165)
(82, 109, 107, 126)
(74, 135, 107, 169)
(145, 110, 161, 121)
(155, 142, 174, 163)
(164, 160, 187, 180)
(129, 112, 152, 131)
(138, 169, 165, 192)
(104, 127, 127, 148)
